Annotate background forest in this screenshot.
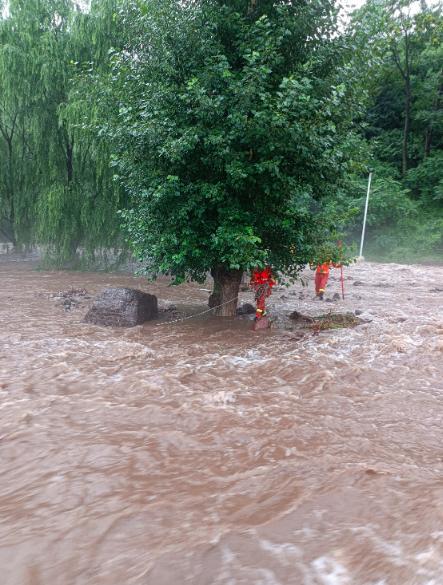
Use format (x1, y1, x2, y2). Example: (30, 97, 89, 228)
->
(0, 0, 441, 267)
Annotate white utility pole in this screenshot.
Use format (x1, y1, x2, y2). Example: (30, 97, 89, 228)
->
(359, 171, 373, 259)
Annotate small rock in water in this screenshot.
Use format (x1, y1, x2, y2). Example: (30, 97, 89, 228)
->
(353, 281, 365, 287)
(282, 330, 306, 341)
(289, 311, 313, 323)
(51, 287, 89, 310)
(161, 303, 177, 313)
(236, 303, 256, 316)
(332, 292, 341, 301)
(355, 309, 363, 315)
(374, 282, 394, 288)
(21, 413, 33, 425)
(50, 287, 88, 299)
(84, 288, 158, 327)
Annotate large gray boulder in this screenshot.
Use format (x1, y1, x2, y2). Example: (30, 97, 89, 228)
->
(84, 287, 158, 327)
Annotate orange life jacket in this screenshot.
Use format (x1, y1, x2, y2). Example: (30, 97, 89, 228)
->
(316, 262, 331, 275)
(316, 261, 342, 274)
(251, 267, 275, 287)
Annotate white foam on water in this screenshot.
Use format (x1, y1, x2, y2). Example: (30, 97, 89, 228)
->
(203, 390, 236, 408)
(311, 556, 351, 585)
(260, 538, 302, 560)
(255, 568, 283, 585)
(222, 350, 272, 367)
(222, 545, 235, 564)
(415, 546, 439, 564)
(0, 398, 31, 411)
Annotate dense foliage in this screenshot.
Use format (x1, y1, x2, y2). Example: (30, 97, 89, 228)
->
(0, 0, 441, 278)
(0, 0, 126, 266)
(107, 0, 358, 298)
(347, 0, 443, 260)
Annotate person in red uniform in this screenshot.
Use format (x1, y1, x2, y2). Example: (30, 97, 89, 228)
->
(250, 266, 275, 320)
(315, 261, 341, 300)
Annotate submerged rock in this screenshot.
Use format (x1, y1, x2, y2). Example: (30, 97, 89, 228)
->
(84, 288, 158, 327)
(50, 287, 89, 299)
(273, 310, 363, 332)
(289, 310, 314, 323)
(313, 312, 363, 330)
(236, 303, 256, 316)
(50, 287, 91, 311)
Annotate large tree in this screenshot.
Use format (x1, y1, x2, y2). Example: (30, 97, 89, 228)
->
(102, 0, 358, 315)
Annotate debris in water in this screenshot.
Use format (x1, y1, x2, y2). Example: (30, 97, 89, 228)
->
(273, 310, 363, 333)
(310, 312, 363, 331)
(289, 310, 314, 323)
(50, 287, 89, 299)
(48, 287, 91, 311)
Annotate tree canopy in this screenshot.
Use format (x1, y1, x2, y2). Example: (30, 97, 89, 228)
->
(94, 0, 363, 311)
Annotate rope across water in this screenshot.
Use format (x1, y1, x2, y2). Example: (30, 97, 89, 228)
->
(155, 296, 240, 327)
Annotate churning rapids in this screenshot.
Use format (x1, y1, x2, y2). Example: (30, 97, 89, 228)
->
(0, 258, 442, 585)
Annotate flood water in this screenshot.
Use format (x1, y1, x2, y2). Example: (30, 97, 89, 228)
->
(0, 258, 442, 585)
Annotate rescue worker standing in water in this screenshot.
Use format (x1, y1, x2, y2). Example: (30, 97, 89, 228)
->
(314, 261, 341, 300)
(250, 266, 275, 321)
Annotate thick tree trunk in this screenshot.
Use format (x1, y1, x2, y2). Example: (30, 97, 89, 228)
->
(401, 30, 411, 177)
(209, 267, 242, 316)
(66, 139, 74, 183)
(424, 80, 442, 158)
(6, 138, 17, 248)
(392, 31, 411, 177)
(402, 80, 411, 176)
(0, 219, 16, 247)
(424, 126, 432, 158)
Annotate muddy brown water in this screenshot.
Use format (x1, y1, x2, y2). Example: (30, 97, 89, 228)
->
(0, 259, 442, 585)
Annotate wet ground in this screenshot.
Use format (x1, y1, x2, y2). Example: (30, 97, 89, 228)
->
(0, 259, 442, 585)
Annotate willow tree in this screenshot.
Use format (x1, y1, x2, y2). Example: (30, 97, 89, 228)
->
(0, 0, 125, 263)
(0, 0, 38, 245)
(101, 0, 358, 312)
(53, 0, 128, 265)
